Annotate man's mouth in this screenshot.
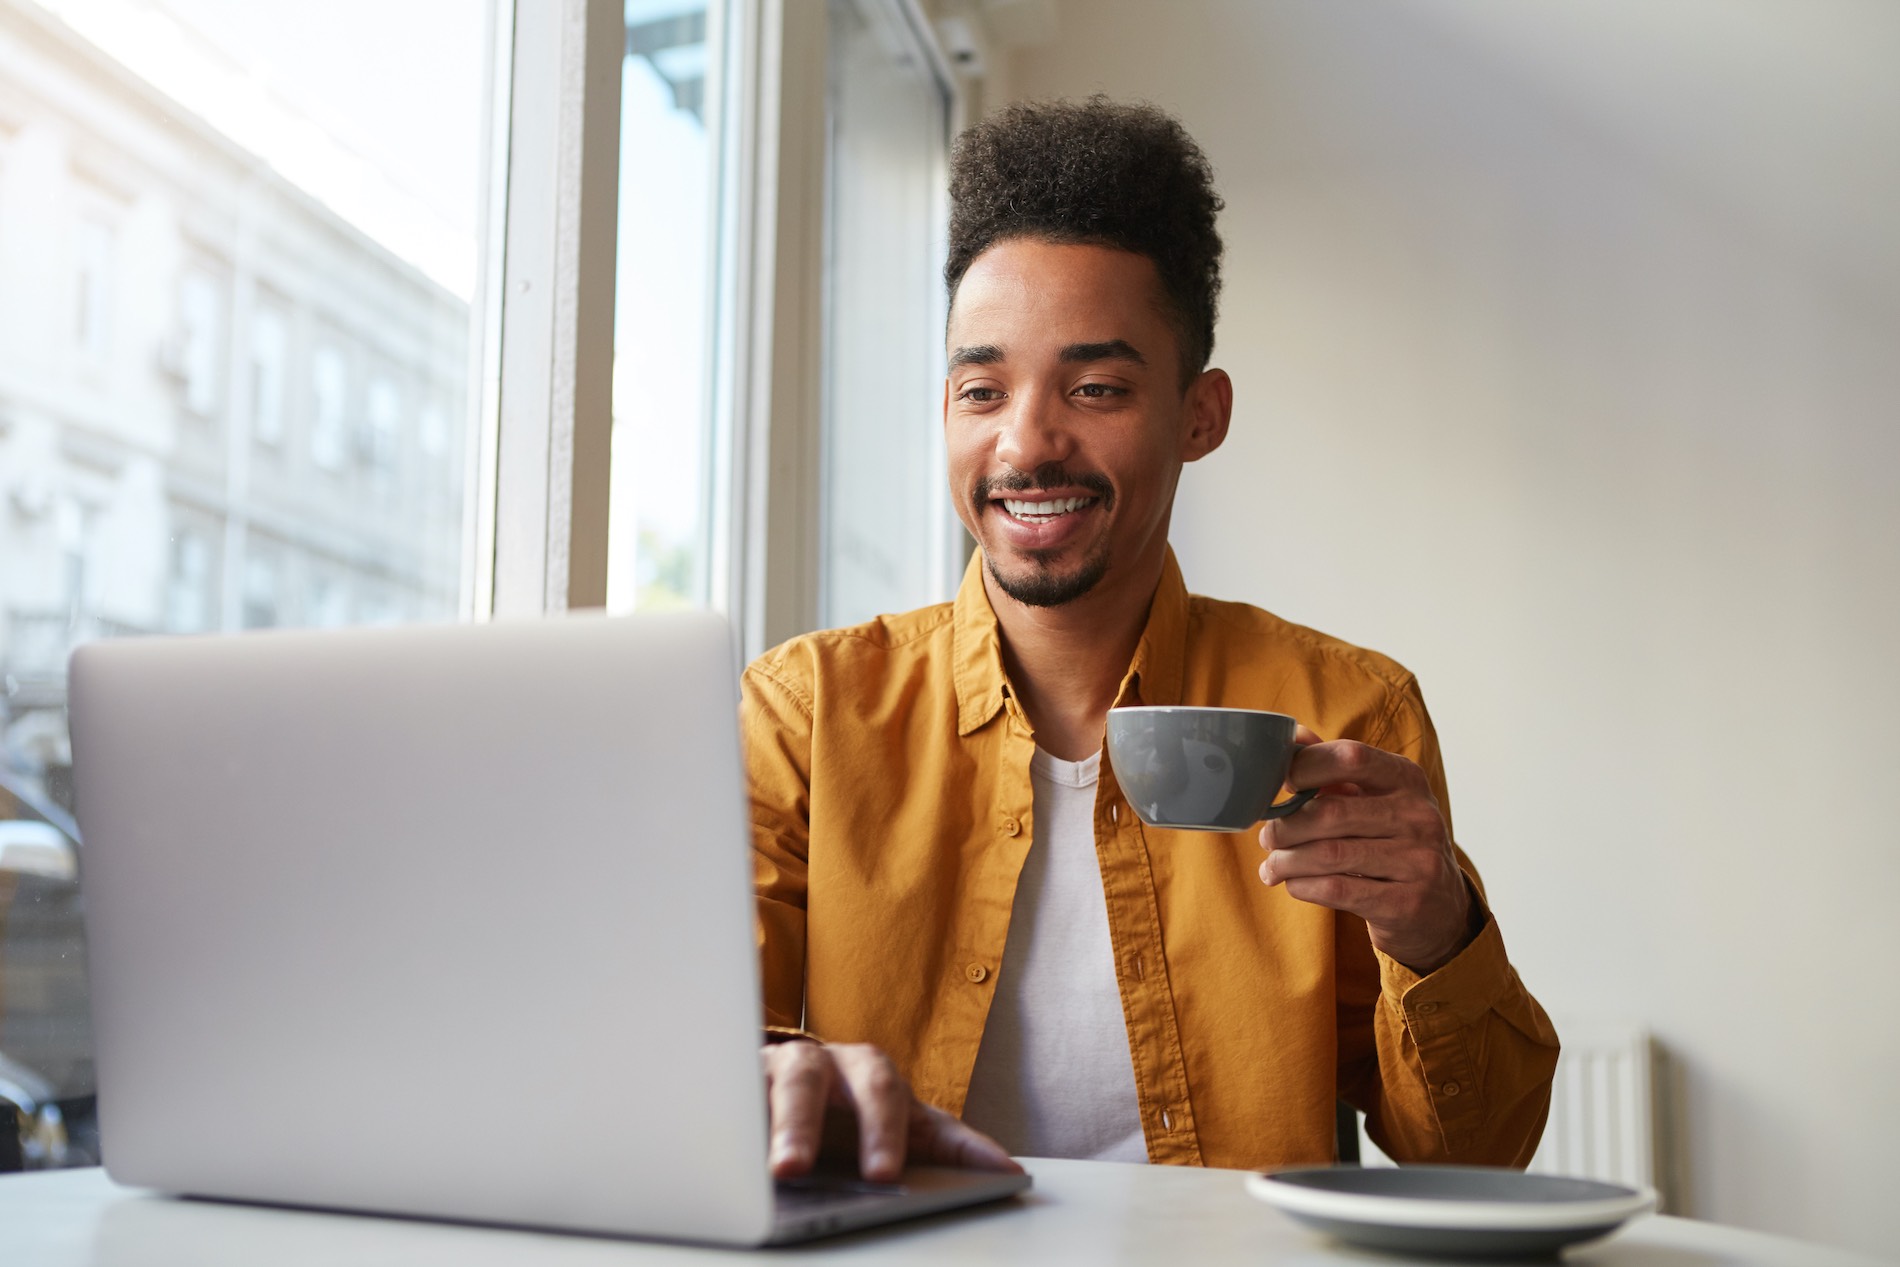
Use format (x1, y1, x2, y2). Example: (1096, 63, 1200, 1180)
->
(997, 495, 1100, 525)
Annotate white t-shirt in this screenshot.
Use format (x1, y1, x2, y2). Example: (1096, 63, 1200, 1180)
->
(960, 747, 1148, 1162)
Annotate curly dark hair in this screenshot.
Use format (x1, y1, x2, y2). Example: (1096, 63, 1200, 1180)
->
(945, 96, 1224, 386)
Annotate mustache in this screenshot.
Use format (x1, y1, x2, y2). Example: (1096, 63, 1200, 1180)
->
(976, 464, 1114, 505)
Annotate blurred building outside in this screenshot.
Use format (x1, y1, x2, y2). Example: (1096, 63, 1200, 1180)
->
(0, 0, 729, 1122)
(0, 0, 471, 819)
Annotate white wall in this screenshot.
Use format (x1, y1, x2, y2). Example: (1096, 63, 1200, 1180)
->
(1006, 1, 1900, 1255)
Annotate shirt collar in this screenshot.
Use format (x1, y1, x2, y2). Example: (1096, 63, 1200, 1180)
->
(1121, 548, 1189, 710)
(951, 546, 1192, 736)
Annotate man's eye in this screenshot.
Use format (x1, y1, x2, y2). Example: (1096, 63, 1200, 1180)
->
(1074, 383, 1124, 398)
(959, 387, 1003, 402)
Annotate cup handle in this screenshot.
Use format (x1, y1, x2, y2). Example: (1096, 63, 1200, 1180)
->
(1259, 789, 1317, 821)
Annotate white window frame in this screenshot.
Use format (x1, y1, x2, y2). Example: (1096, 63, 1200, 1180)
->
(718, 0, 827, 657)
(480, 0, 622, 618)
(476, 0, 808, 643)
(474, 0, 966, 647)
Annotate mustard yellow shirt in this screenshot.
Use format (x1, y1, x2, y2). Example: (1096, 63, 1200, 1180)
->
(743, 549, 1558, 1169)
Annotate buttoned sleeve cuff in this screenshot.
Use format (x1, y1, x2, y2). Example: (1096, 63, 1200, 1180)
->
(1371, 879, 1517, 1146)
(1376, 879, 1513, 1033)
(1370, 875, 1560, 1162)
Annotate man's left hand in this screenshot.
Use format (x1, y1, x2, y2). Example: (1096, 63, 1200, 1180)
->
(1258, 731, 1475, 974)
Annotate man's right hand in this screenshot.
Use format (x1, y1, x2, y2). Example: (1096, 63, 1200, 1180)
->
(761, 1040, 1021, 1183)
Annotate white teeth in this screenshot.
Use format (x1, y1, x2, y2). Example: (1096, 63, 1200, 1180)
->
(1001, 496, 1093, 518)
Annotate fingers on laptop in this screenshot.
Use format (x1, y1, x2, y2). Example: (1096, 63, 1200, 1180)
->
(831, 1044, 913, 1181)
(763, 1039, 831, 1177)
(762, 1041, 1022, 1181)
(763, 1041, 913, 1181)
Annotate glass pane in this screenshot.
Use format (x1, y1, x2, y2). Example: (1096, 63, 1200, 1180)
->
(0, 0, 494, 1166)
(608, 0, 726, 613)
(821, 0, 956, 629)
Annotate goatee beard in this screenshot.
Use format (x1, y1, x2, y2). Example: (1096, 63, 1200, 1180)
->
(986, 544, 1111, 608)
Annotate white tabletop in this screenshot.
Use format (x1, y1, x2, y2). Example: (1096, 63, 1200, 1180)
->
(0, 1161, 1881, 1267)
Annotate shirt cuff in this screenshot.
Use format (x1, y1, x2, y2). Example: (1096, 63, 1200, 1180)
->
(1376, 880, 1515, 1036)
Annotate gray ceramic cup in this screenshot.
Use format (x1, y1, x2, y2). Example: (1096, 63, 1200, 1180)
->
(1105, 706, 1317, 832)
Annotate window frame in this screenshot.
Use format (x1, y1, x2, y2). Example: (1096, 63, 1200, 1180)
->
(475, 0, 971, 647)
(479, 0, 621, 619)
(476, 0, 813, 646)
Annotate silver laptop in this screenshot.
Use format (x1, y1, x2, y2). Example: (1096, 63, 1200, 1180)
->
(68, 612, 1028, 1245)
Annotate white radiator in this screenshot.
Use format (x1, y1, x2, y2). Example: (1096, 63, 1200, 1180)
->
(1358, 1021, 1656, 1194)
(1525, 1023, 1654, 1190)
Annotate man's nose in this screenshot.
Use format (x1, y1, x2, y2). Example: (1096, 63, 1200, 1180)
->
(993, 390, 1075, 474)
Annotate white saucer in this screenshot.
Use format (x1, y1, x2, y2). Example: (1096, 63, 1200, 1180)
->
(1246, 1165, 1658, 1258)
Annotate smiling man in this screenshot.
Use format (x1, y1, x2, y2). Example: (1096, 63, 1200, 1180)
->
(744, 98, 1558, 1181)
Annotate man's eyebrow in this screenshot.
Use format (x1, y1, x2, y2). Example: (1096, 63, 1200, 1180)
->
(948, 344, 1004, 370)
(1060, 339, 1146, 366)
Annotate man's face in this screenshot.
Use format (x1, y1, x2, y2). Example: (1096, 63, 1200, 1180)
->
(944, 238, 1227, 609)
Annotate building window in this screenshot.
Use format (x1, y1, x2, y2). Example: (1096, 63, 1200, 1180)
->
(305, 572, 351, 628)
(165, 530, 213, 633)
(364, 374, 401, 480)
(310, 343, 349, 471)
(56, 496, 91, 615)
(73, 216, 114, 366)
(250, 303, 290, 446)
(178, 266, 225, 417)
(241, 550, 280, 629)
(418, 396, 449, 459)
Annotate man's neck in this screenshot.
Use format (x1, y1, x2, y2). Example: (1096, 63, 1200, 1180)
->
(984, 549, 1166, 763)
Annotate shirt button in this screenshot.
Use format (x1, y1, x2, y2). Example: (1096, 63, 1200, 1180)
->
(1001, 817, 1021, 837)
(965, 963, 989, 984)
(1442, 1082, 1461, 1097)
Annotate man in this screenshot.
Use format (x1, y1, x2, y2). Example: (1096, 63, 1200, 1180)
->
(746, 98, 1558, 1183)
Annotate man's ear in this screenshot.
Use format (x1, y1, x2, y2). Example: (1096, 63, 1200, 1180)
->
(1180, 368, 1232, 462)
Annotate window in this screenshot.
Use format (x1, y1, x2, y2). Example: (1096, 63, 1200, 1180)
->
(305, 572, 351, 628)
(0, 0, 973, 1174)
(241, 549, 280, 629)
(55, 496, 90, 615)
(364, 374, 401, 480)
(72, 215, 114, 367)
(250, 302, 290, 446)
(608, 0, 727, 613)
(820, 0, 960, 628)
(178, 265, 224, 418)
(418, 397, 449, 459)
(310, 343, 350, 472)
(0, 0, 494, 1159)
(165, 530, 212, 633)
